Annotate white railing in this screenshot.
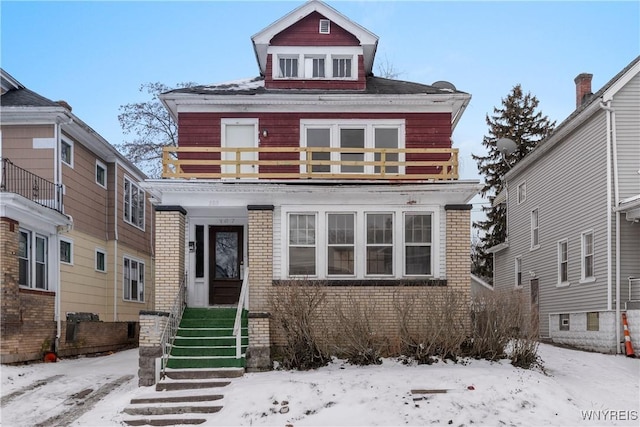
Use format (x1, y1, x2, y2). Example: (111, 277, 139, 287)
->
(160, 274, 187, 378)
(629, 277, 640, 301)
(233, 268, 250, 359)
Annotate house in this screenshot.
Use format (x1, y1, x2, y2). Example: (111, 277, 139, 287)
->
(0, 69, 155, 363)
(490, 56, 640, 353)
(138, 0, 480, 384)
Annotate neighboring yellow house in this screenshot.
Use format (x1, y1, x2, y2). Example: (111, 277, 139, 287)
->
(0, 69, 155, 363)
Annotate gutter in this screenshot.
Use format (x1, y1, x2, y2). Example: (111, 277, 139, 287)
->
(600, 100, 621, 354)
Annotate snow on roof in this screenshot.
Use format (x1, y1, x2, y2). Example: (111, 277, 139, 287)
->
(202, 77, 265, 91)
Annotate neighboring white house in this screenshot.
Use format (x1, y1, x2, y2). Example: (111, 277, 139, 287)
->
(490, 56, 640, 353)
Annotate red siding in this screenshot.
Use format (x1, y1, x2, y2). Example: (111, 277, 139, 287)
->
(177, 112, 452, 177)
(270, 12, 360, 46)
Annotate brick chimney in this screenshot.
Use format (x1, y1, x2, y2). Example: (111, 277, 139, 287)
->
(574, 73, 593, 108)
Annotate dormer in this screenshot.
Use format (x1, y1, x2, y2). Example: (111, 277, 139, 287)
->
(251, 0, 378, 90)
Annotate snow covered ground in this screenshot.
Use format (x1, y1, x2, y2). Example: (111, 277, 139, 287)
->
(1, 343, 638, 426)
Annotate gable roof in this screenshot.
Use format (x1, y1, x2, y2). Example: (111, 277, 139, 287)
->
(504, 55, 640, 182)
(251, 0, 379, 76)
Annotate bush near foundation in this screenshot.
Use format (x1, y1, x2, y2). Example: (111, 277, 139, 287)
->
(269, 280, 331, 370)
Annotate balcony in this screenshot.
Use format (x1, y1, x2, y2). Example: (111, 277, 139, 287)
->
(162, 146, 459, 181)
(0, 158, 64, 214)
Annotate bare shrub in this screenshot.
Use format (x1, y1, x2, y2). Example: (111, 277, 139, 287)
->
(394, 289, 468, 363)
(269, 280, 331, 370)
(331, 293, 386, 366)
(469, 290, 541, 369)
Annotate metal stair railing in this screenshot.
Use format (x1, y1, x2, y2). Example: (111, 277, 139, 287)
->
(160, 273, 187, 378)
(233, 268, 249, 359)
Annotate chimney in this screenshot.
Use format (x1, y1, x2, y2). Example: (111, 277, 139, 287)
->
(574, 73, 593, 108)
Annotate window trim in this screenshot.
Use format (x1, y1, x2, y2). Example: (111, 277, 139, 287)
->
(365, 212, 395, 277)
(60, 237, 73, 266)
(61, 136, 74, 168)
(530, 208, 540, 250)
(319, 19, 330, 34)
(282, 206, 438, 280)
(517, 181, 526, 204)
(403, 212, 432, 277)
(331, 55, 354, 79)
(96, 160, 107, 189)
(580, 230, 595, 283)
(277, 55, 299, 78)
(557, 239, 569, 287)
(326, 212, 356, 277)
(123, 176, 145, 230)
(96, 248, 107, 273)
(515, 256, 522, 288)
(287, 212, 318, 278)
(18, 228, 49, 290)
(300, 120, 406, 175)
(123, 255, 145, 303)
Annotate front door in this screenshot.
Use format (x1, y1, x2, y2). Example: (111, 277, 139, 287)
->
(209, 226, 243, 305)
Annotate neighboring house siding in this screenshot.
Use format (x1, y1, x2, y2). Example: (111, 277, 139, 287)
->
(1, 124, 55, 181)
(613, 73, 640, 200)
(115, 166, 153, 255)
(496, 111, 610, 337)
(613, 73, 640, 300)
(270, 12, 360, 46)
(61, 136, 109, 237)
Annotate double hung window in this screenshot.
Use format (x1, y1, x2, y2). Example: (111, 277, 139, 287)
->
(301, 120, 405, 175)
(581, 231, 594, 280)
(279, 57, 298, 78)
(19, 229, 48, 290)
(288, 214, 316, 276)
(124, 177, 145, 229)
(327, 213, 355, 275)
(123, 257, 144, 302)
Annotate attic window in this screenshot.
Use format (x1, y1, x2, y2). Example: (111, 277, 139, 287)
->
(319, 19, 330, 34)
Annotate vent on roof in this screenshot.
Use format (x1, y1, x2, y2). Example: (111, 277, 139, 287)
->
(319, 19, 330, 34)
(432, 81, 456, 91)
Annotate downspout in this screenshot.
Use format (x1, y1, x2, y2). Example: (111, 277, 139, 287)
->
(54, 122, 61, 351)
(600, 100, 621, 353)
(113, 159, 119, 322)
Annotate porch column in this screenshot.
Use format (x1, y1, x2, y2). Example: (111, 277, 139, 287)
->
(246, 205, 273, 371)
(154, 206, 187, 311)
(138, 205, 186, 386)
(445, 204, 472, 330)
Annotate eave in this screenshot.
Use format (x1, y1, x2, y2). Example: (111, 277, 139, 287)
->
(161, 92, 471, 130)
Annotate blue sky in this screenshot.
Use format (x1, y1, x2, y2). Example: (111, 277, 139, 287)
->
(2, 0, 639, 183)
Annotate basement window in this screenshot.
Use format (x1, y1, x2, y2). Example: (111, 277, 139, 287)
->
(319, 19, 330, 34)
(559, 314, 570, 331)
(586, 312, 599, 331)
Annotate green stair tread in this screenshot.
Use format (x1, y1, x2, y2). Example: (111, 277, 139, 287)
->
(173, 337, 248, 347)
(171, 346, 247, 357)
(181, 308, 248, 320)
(166, 357, 246, 369)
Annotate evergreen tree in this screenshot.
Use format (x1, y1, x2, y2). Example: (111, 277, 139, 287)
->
(471, 84, 555, 282)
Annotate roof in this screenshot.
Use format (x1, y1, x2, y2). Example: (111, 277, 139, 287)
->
(0, 69, 148, 180)
(251, 1, 378, 76)
(166, 75, 468, 96)
(504, 55, 640, 182)
(1, 86, 61, 108)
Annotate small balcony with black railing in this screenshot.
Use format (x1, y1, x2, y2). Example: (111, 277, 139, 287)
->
(1, 158, 64, 214)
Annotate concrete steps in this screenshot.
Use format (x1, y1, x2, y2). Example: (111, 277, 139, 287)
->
(122, 368, 241, 426)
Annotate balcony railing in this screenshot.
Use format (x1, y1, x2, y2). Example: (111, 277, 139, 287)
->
(162, 146, 459, 180)
(0, 158, 64, 214)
